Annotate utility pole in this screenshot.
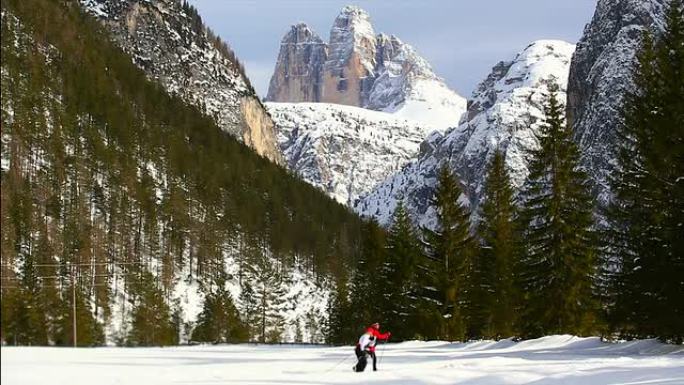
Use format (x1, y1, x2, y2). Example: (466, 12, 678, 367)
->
(72, 266, 77, 348)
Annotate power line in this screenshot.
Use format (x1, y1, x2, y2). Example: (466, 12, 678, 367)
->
(1, 262, 173, 348)
(0, 273, 139, 280)
(0, 261, 147, 268)
(0, 283, 124, 289)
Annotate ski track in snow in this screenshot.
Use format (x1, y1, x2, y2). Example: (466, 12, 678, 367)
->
(2, 335, 682, 384)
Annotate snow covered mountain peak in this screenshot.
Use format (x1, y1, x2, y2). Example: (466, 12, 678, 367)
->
(369, 39, 464, 131)
(508, 40, 576, 86)
(328, 5, 376, 63)
(332, 5, 375, 43)
(466, 40, 575, 124)
(355, 40, 576, 228)
(333, 5, 375, 47)
(267, 5, 466, 132)
(339, 4, 370, 16)
(279, 23, 325, 52)
(287, 22, 319, 38)
(266, 102, 433, 206)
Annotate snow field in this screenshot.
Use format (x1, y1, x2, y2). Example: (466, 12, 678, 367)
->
(2, 335, 682, 385)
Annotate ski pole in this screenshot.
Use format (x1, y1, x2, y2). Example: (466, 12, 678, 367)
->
(323, 351, 354, 373)
(378, 336, 389, 365)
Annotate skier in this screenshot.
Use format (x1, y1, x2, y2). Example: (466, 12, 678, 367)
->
(353, 323, 391, 372)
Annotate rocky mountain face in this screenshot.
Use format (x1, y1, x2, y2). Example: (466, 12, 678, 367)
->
(266, 102, 431, 206)
(567, 0, 669, 206)
(321, 5, 377, 107)
(355, 40, 576, 228)
(80, 0, 283, 164)
(267, 5, 466, 132)
(266, 23, 327, 103)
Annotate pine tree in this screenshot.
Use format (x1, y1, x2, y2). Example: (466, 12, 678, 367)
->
(326, 276, 354, 344)
(423, 165, 474, 341)
(192, 276, 248, 343)
(127, 272, 178, 346)
(517, 83, 599, 338)
(238, 280, 259, 341)
(382, 202, 424, 340)
(348, 219, 386, 334)
(245, 253, 286, 343)
(304, 308, 323, 344)
(606, 0, 684, 342)
(476, 149, 519, 339)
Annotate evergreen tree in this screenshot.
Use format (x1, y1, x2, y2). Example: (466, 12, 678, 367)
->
(192, 276, 248, 343)
(348, 219, 386, 334)
(476, 149, 519, 339)
(606, 0, 684, 342)
(244, 253, 286, 343)
(423, 165, 474, 341)
(326, 276, 354, 344)
(381, 202, 425, 340)
(304, 309, 323, 344)
(238, 280, 259, 341)
(127, 272, 178, 346)
(517, 83, 599, 338)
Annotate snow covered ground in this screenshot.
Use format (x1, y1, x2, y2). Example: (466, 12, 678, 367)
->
(2, 335, 682, 385)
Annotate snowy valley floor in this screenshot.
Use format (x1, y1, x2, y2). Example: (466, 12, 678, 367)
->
(1, 335, 683, 385)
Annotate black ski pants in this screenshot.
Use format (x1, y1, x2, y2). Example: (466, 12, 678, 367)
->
(353, 346, 378, 372)
(353, 346, 368, 372)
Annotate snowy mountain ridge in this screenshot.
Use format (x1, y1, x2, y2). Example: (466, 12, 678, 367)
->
(268, 5, 466, 132)
(355, 40, 577, 228)
(267, 102, 432, 206)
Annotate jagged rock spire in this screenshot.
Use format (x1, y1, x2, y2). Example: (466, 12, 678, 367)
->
(266, 5, 466, 131)
(267, 23, 328, 103)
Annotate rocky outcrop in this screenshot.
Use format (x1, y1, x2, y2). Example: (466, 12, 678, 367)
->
(321, 6, 377, 107)
(356, 40, 576, 228)
(240, 98, 283, 162)
(267, 6, 466, 132)
(567, 0, 669, 205)
(80, 0, 284, 164)
(266, 23, 327, 103)
(266, 102, 433, 206)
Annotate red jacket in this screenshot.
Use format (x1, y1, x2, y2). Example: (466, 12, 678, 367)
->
(366, 327, 390, 340)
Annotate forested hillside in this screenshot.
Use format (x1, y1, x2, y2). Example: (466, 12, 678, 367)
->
(1, 0, 363, 346)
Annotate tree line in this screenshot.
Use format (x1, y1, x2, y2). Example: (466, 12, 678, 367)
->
(329, 0, 684, 344)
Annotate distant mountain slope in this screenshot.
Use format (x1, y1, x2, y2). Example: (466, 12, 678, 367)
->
(567, 0, 670, 206)
(267, 6, 466, 132)
(356, 40, 576, 228)
(267, 102, 432, 206)
(80, 0, 283, 164)
(1, 0, 365, 345)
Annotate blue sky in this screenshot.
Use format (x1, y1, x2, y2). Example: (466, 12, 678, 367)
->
(187, 0, 597, 98)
